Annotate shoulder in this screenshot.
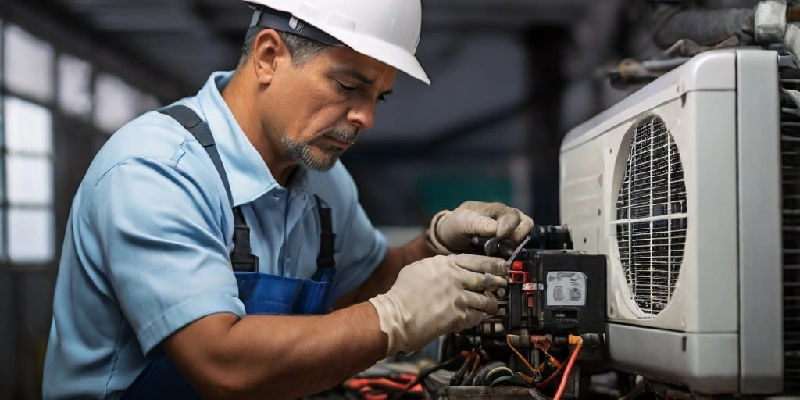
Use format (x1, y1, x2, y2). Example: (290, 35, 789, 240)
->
(78, 101, 229, 217)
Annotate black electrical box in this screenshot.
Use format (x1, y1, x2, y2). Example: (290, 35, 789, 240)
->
(502, 250, 606, 336)
(537, 251, 606, 335)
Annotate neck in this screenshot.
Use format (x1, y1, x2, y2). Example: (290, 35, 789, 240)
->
(221, 69, 297, 186)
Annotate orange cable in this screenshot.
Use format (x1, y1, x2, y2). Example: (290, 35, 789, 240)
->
(553, 336, 583, 400)
(505, 335, 538, 375)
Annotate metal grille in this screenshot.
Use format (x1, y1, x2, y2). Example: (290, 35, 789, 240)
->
(614, 116, 688, 316)
(779, 68, 800, 394)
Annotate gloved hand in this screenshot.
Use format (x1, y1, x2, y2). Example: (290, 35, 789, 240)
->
(369, 254, 507, 357)
(426, 201, 534, 255)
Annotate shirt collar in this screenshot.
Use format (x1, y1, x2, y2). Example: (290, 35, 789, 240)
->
(195, 71, 290, 206)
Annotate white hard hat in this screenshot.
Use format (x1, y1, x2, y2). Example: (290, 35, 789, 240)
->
(245, 0, 429, 85)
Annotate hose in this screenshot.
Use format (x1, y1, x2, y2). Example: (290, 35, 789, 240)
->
(653, 8, 755, 48)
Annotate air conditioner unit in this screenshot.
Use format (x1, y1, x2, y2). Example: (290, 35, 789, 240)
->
(560, 48, 799, 395)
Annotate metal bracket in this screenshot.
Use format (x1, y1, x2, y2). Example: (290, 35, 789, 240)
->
(756, 0, 789, 44)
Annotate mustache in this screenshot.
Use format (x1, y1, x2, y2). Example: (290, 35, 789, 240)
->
(322, 127, 361, 144)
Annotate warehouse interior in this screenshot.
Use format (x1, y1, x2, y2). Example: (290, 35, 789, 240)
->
(0, 0, 771, 399)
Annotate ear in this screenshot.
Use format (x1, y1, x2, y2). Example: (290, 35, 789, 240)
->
(251, 29, 290, 85)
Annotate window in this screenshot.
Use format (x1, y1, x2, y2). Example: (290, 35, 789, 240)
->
(94, 73, 142, 133)
(58, 54, 93, 118)
(3, 97, 54, 263)
(4, 24, 54, 102)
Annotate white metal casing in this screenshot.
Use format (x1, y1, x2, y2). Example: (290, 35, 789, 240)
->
(560, 49, 784, 394)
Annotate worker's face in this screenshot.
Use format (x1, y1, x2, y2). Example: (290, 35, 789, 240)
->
(271, 44, 397, 171)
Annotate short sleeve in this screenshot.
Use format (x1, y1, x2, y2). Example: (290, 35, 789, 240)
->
(327, 171, 388, 298)
(88, 155, 245, 355)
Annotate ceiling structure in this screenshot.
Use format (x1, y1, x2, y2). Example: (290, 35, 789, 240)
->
(1, 0, 599, 101)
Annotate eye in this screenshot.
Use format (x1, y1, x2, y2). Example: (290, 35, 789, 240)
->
(336, 81, 356, 93)
(377, 94, 387, 103)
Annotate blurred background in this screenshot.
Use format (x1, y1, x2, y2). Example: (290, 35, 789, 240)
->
(0, 0, 758, 398)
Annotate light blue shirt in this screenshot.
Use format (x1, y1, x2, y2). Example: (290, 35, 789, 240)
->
(42, 71, 388, 399)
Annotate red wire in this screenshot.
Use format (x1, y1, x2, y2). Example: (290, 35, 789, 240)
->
(553, 341, 583, 400)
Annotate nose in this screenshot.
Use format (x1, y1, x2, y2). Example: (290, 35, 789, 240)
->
(347, 100, 376, 130)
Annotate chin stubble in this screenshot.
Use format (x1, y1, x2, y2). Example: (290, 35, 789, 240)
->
(281, 127, 359, 172)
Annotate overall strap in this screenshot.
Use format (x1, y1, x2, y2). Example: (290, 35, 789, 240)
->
(230, 208, 259, 272)
(314, 195, 336, 281)
(158, 105, 259, 272)
(158, 105, 232, 206)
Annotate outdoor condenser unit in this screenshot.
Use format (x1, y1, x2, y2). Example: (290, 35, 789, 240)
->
(560, 48, 799, 395)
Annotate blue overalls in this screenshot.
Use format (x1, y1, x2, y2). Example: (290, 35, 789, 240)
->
(120, 105, 338, 399)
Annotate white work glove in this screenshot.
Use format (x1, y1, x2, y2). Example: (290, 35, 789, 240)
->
(369, 254, 507, 357)
(426, 201, 535, 255)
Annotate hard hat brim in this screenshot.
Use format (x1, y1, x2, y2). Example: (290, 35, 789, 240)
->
(325, 26, 430, 85)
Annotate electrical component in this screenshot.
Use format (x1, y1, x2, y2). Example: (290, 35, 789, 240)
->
(437, 226, 608, 400)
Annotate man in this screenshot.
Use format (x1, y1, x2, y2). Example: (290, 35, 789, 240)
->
(42, 0, 534, 399)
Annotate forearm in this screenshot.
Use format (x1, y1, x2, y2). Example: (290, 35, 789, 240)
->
(167, 303, 387, 400)
(350, 232, 437, 304)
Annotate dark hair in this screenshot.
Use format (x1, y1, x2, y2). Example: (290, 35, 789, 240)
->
(238, 27, 329, 68)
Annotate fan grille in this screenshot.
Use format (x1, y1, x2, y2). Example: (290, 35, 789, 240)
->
(614, 116, 688, 316)
(779, 70, 800, 393)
